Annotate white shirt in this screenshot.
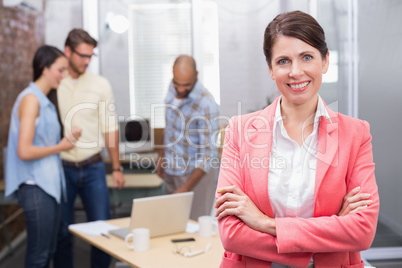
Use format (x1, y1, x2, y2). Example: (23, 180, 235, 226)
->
(269, 96, 330, 217)
(269, 96, 330, 267)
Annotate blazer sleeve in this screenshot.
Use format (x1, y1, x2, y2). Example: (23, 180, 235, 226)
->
(275, 120, 379, 253)
(217, 116, 312, 267)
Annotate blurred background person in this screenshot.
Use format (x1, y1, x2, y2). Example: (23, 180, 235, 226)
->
(5, 45, 81, 268)
(156, 55, 219, 220)
(54, 29, 124, 268)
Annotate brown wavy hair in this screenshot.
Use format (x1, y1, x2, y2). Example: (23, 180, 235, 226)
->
(263, 10, 328, 68)
(65, 28, 97, 50)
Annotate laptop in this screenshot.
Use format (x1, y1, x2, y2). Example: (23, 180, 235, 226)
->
(109, 192, 194, 239)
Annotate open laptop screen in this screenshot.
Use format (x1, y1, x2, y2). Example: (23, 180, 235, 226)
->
(110, 192, 194, 239)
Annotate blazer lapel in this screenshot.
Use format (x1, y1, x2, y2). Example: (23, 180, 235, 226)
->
(315, 108, 339, 202)
(246, 98, 279, 217)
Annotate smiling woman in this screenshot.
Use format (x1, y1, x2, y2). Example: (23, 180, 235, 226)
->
(215, 10, 379, 268)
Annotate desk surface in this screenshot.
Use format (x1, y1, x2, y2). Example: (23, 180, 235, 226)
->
(69, 217, 224, 268)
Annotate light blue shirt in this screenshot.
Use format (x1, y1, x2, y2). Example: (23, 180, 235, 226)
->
(5, 82, 66, 203)
(164, 80, 219, 176)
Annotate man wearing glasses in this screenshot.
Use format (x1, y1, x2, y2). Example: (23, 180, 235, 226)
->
(54, 29, 125, 268)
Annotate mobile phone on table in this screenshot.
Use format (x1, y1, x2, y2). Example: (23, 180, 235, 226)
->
(171, 238, 195, 243)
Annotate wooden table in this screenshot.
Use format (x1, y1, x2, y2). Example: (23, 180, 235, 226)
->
(105, 173, 164, 210)
(106, 173, 162, 189)
(104, 153, 164, 200)
(69, 217, 224, 268)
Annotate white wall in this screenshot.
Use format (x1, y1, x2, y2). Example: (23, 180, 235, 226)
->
(217, 0, 313, 118)
(98, 0, 130, 119)
(45, 0, 82, 49)
(217, 0, 280, 118)
(358, 0, 402, 235)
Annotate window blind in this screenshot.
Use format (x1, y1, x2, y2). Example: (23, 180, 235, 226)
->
(128, 3, 192, 128)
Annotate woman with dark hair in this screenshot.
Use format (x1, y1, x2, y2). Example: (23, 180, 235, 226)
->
(5, 45, 81, 268)
(215, 11, 379, 268)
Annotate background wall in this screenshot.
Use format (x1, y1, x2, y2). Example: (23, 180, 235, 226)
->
(358, 0, 402, 234)
(45, 0, 82, 48)
(217, 0, 279, 117)
(218, 0, 311, 118)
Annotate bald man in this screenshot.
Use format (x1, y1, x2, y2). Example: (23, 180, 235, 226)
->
(156, 55, 219, 220)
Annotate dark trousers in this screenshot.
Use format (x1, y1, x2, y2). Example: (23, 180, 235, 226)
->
(18, 184, 61, 268)
(53, 161, 111, 268)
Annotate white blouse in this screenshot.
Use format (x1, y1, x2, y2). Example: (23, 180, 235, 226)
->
(268, 95, 330, 218)
(269, 96, 331, 267)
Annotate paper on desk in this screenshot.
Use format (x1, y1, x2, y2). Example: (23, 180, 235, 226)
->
(186, 222, 199, 233)
(69, 220, 120, 236)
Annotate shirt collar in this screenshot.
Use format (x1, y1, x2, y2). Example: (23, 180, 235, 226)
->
(64, 71, 87, 82)
(166, 79, 202, 104)
(273, 95, 332, 132)
(316, 95, 332, 123)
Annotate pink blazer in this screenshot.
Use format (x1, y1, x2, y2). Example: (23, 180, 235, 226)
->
(217, 97, 379, 268)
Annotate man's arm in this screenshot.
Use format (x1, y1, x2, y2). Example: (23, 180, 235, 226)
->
(156, 147, 166, 179)
(174, 103, 219, 193)
(104, 130, 125, 189)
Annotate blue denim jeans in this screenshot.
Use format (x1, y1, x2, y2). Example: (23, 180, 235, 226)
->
(54, 161, 111, 268)
(17, 184, 61, 268)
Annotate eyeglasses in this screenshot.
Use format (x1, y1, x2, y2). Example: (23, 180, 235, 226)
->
(71, 47, 95, 59)
(172, 242, 211, 257)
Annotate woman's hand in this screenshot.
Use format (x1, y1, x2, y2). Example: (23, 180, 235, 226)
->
(338, 186, 372, 216)
(59, 126, 82, 152)
(65, 126, 82, 144)
(58, 137, 75, 151)
(215, 185, 276, 236)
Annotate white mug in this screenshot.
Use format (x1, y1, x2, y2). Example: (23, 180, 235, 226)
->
(198, 215, 216, 237)
(125, 228, 150, 252)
